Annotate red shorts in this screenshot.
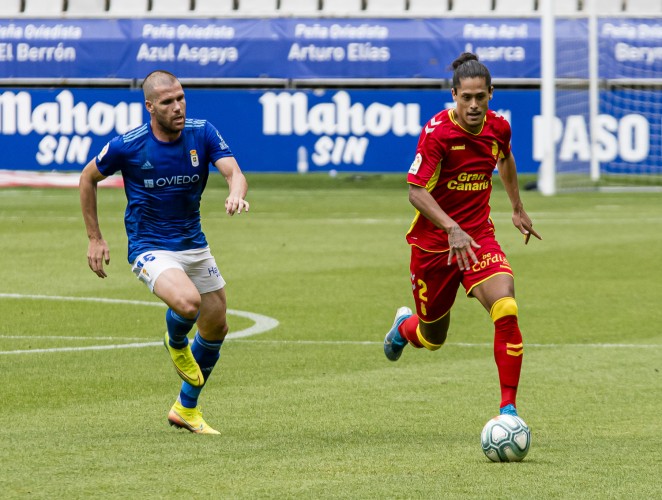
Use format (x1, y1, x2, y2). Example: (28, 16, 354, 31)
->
(409, 231, 514, 323)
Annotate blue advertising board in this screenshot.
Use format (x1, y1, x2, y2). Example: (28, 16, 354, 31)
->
(0, 17, 660, 80)
(0, 20, 130, 78)
(599, 18, 662, 80)
(0, 88, 658, 175)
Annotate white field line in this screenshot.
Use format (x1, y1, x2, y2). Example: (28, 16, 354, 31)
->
(0, 335, 659, 356)
(0, 293, 279, 355)
(1, 342, 161, 355)
(1, 294, 659, 355)
(231, 340, 662, 348)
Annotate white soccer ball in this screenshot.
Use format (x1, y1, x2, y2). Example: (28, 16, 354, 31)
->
(480, 414, 531, 462)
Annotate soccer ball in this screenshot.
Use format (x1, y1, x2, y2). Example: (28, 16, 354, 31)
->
(481, 414, 531, 462)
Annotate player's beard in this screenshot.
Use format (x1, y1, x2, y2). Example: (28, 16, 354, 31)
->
(157, 113, 185, 136)
(459, 109, 485, 133)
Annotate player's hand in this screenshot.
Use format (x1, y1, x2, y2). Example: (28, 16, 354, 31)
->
(87, 238, 110, 278)
(512, 208, 542, 245)
(447, 225, 481, 270)
(225, 195, 249, 216)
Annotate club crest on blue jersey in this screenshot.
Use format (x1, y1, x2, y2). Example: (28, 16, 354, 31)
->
(190, 150, 199, 167)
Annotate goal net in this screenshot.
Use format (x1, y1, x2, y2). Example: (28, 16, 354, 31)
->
(538, 0, 662, 193)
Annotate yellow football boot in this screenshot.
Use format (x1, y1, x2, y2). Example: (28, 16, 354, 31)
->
(163, 332, 204, 387)
(167, 401, 220, 435)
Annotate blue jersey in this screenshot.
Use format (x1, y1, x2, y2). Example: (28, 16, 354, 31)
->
(96, 119, 233, 263)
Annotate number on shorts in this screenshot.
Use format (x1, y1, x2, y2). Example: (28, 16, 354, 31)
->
(136, 252, 156, 269)
(417, 279, 428, 316)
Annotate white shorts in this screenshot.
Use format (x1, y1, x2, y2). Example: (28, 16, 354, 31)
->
(131, 247, 226, 294)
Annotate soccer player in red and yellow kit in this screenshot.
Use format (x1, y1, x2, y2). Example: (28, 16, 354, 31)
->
(383, 53, 541, 418)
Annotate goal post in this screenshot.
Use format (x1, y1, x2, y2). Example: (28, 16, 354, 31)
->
(537, 0, 556, 195)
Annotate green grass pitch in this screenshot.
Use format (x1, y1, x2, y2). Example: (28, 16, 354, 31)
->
(0, 173, 660, 498)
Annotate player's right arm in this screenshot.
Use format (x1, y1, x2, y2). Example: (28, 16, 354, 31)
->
(79, 158, 110, 278)
(408, 186, 480, 271)
(407, 112, 480, 271)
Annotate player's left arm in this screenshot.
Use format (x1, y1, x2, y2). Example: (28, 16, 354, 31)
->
(214, 156, 249, 216)
(497, 152, 541, 244)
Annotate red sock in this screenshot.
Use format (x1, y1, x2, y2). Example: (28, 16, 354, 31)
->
(398, 315, 423, 348)
(493, 316, 523, 409)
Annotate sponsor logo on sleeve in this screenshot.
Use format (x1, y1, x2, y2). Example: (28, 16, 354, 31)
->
(97, 143, 109, 162)
(408, 153, 422, 175)
(216, 131, 228, 150)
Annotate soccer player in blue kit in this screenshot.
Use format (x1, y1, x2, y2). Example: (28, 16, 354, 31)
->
(80, 70, 249, 434)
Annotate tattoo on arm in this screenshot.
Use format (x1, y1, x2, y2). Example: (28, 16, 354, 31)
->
(448, 226, 464, 247)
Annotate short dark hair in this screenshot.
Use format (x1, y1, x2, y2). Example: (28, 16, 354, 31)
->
(142, 70, 180, 101)
(451, 53, 492, 90)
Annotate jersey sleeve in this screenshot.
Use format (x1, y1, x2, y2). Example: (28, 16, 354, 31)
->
(497, 115, 512, 159)
(204, 121, 234, 164)
(95, 136, 124, 177)
(407, 124, 445, 187)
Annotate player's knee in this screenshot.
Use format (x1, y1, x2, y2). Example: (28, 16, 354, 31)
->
(416, 313, 449, 350)
(218, 322, 229, 339)
(416, 327, 445, 351)
(172, 297, 201, 319)
(490, 297, 518, 322)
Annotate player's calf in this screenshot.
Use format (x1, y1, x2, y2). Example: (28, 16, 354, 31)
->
(491, 297, 523, 411)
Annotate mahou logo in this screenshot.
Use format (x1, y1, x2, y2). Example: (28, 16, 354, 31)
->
(259, 90, 422, 168)
(0, 90, 143, 166)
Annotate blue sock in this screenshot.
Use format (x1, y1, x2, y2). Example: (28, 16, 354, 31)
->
(165, 309, 197, 349)
(179, 332, 223, 408)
